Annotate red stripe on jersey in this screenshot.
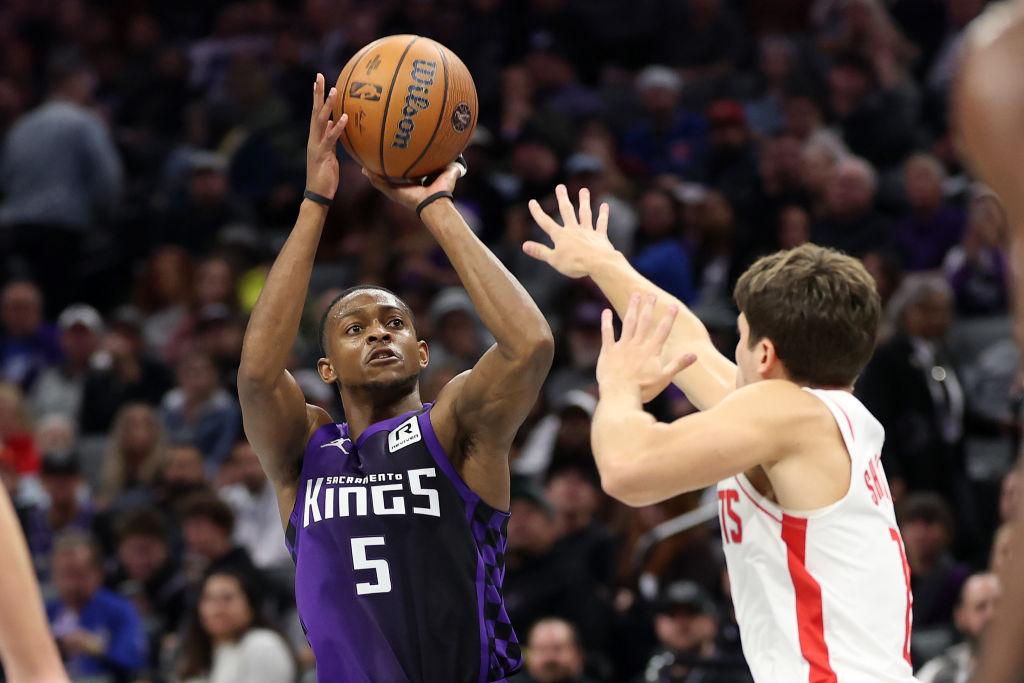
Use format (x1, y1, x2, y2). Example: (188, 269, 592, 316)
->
(781, 514, 837, 683)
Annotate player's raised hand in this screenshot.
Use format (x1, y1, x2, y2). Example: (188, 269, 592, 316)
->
(361, 159, 465, 213)
(306, 73, 348, 201)
(524, 184, 616, 278)
(597, 293, 697, 402)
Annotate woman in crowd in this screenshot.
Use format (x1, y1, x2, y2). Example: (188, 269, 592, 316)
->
(176, 570, 296, 683)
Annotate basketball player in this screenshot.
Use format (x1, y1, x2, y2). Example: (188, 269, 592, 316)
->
(238, 75, 552, 682)
(525, 188, 916, 683)
(0, 486, 69, 682)
(954, 4, 1024, 681)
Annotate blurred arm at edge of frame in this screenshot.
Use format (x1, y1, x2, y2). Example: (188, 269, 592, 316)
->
(0, 486, 69, 682)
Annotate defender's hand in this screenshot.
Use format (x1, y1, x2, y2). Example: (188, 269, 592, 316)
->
(362, 162, 463, 212)
(597, 294, 696, 402)
(524, 184, 617, 278)
(306, 73, 348, 200)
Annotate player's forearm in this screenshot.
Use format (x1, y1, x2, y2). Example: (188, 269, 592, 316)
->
(0, 489, 67, 682)
(240, 200, 327, 386)
(591, 383, 657, 506)
(589, 250, 734, 409)
(421, 200, 553, 360)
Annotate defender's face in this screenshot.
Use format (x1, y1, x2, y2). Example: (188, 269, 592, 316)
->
(321, 291, 427, 388)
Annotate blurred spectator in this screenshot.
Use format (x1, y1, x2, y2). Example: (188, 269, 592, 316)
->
(511, 617, 596, 683)
(799, 133, 846, 218)
(660, 0, 745, 76)
(858, 275, 982, 525)
(35, 413, 77, 457)
(827, 52, 918, 169)
(635, 581, 752, 683)
(689, 190, 739, 315)
(545, 460, 617, 587)
(110, 508, 187, 671)
(164, 255, 240, 366)
(24, 453, 94, 582)
(425, 288, 487, 372)
(943, 186, 1010, 317)
(193, 304, 245, 394)
(999, 467, 1021, 524)
(176, 571, 296, 683)
(80, 306, 174, 436)
(516, 391, 595, 477)
(29, 304, 103, 424)
(742, 36, 801, 137)
(895, 154, 965, 271)
(702, 101, 759, 213)
(134, 246, 194, 360)
(777, 205, 812, 250)
(160, 351, 240, 470)
(218, 439, 290, 572)
(0, 381, 41, 474)
(898, 493, 970, 665)
(620, 66, 707, 178)
(917, 572, 1001, 683)
(812, 156, 892, 257)
(736, 134, 807, 265)
(546, 306, 603, 405)
(154, 444, 209, 515)
(0, 54, 123, 314)
(631, 188, 696, 304)
(47, 530, 146, 680)
(0, 281, 61, 391)
(505, 477, 613, 655)
(180, 493, 269, 610)
(97, 403, 166, 509)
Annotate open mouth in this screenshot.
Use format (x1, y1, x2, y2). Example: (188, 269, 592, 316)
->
(367, 348, 400, 364)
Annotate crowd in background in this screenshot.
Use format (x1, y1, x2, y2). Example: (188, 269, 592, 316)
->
(0, 0, 1019, 681)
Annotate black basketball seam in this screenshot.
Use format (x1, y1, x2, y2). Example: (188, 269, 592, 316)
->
(340, 41, 378, 170)
(401, 43, 449, 179)
(379, 36, 420, 180)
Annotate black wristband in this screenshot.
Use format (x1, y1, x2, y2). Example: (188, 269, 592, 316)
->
(415, 191, 454, 219)
(303, 189, 333, 207)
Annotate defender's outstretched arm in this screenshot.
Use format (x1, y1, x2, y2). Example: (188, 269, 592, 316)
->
(525, 185, 735, 410)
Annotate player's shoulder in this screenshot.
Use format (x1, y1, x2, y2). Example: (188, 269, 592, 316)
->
(718, 381, 836, 434)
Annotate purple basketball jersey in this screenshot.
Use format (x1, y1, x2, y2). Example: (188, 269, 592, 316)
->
(285, 404, 521, 682)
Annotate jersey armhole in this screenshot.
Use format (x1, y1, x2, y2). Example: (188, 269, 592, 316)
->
(421, 406, 510, 518)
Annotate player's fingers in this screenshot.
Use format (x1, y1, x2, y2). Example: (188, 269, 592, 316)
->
(311, 73, 324, 122)
(596, 202, 610, 236)
(522, 241, 555, 263)
(652, 304, 679, 349)
(555, 184, 578, 228)
(621, 293, 641, 341)
(601, 308, 615, 347)
(318, 87, 336, 131)
(327, 113, 349, 143)
(636, 294, 656, 340)
(528, 199, 561, 237)
(578, 188, 593, 228)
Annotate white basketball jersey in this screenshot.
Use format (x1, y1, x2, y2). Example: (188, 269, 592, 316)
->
(716, 388, 917, 683)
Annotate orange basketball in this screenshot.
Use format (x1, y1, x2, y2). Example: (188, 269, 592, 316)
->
(335, 35, 478, 181)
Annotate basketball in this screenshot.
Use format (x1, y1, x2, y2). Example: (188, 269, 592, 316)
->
(334, 35, 478, 182)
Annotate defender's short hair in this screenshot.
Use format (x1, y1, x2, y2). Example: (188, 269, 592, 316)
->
(734, 244, 881, 387)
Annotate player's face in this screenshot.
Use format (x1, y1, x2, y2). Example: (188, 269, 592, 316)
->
(319, 291, 428, 390)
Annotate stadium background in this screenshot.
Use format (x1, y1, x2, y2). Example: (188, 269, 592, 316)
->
(0, 0, 1018, 681)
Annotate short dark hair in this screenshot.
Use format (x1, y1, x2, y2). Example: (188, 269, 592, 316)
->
(318, 285, 413, 356)
(117, 508, 170, 544)
(180, 493, 235, 535)
(898, 492, 955, 536)
(734, 244, 880, 387)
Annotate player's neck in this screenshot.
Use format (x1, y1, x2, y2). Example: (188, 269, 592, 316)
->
(341, 390, 424, 442)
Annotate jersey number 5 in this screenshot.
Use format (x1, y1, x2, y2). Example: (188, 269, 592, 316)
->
(351, 536, 392, 595)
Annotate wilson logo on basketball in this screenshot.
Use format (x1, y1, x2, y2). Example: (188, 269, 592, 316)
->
(349, 82, 382, 102)
(391, 59, 437, 150)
